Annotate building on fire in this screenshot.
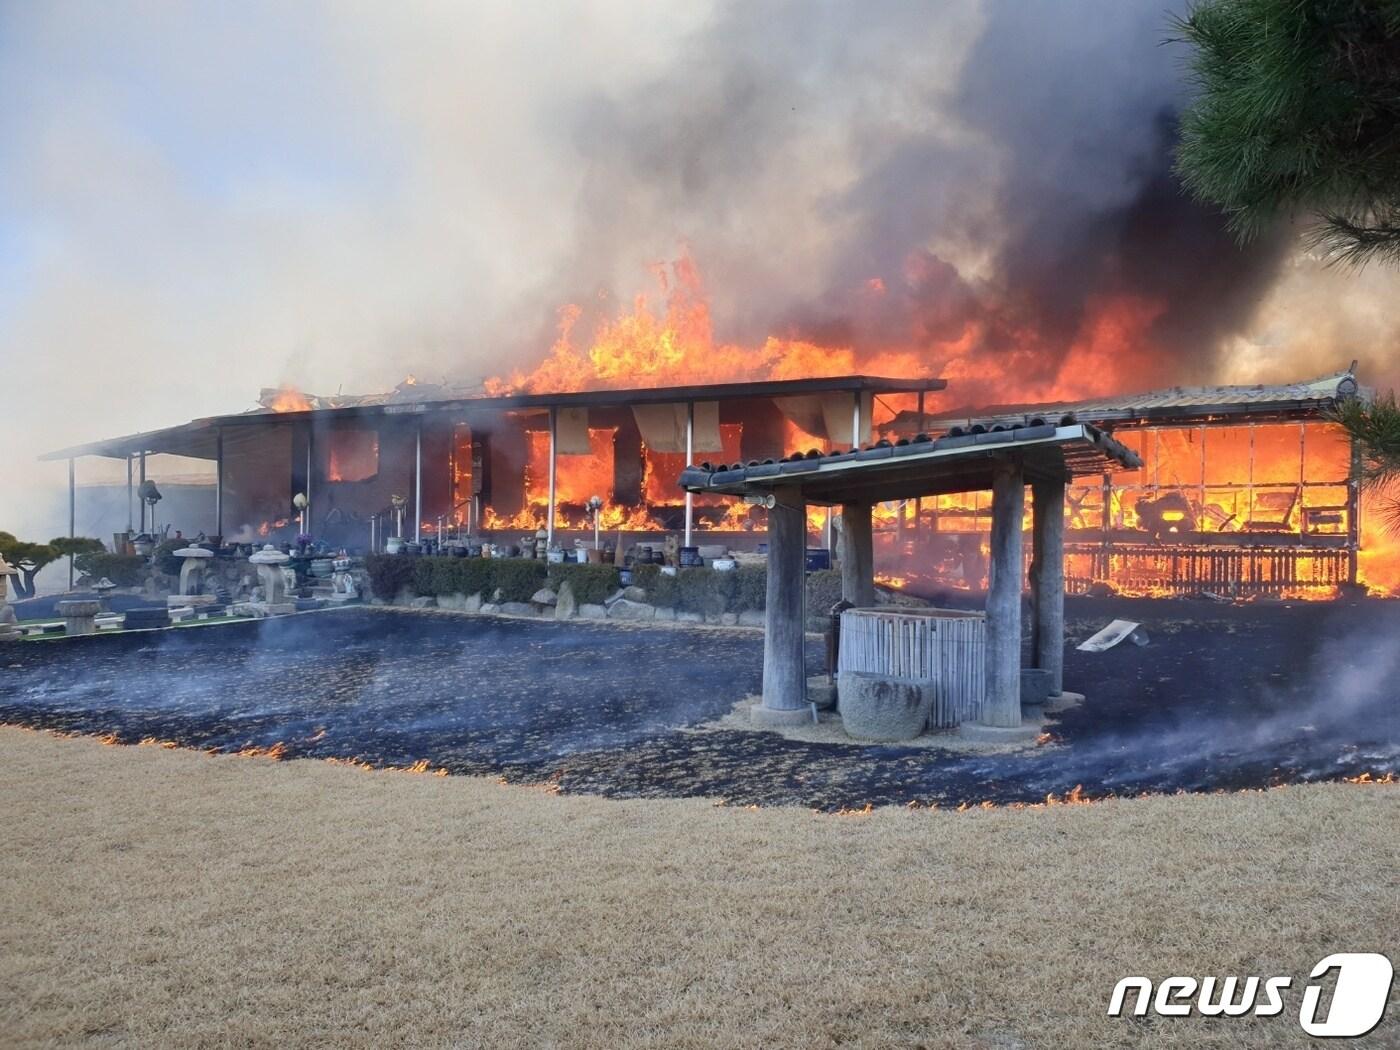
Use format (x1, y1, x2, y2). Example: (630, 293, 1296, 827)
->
(42, 365, 1382, 598)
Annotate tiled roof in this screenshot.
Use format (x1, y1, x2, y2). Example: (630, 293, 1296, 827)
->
(904, 369, 1359, 431)
(680, 422, 1141, 502)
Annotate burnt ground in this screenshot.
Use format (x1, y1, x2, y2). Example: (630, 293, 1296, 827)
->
(0, 601, 1396, 809)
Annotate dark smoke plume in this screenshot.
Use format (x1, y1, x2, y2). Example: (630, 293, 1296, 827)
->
(550, 0, 1291, 389)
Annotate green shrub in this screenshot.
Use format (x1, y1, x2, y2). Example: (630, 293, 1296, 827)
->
(805, 569, 843, 614)
(547, 562, 620, 604)
(414, 557, 491, 599)
(365, 554, 417, 600)
(649, 570, 680, 608)
(152, 539, 184, 576)
(74, 551, 146, 588)
(491, 558, 548, 602)
(412, 557, 438, 597)
(733, 566, 766, 611)
(445, 558, 494, 599)
(368, 554, 784, 612)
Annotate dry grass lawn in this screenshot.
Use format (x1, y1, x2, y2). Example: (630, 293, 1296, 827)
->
(1, 727, 1397, 1049)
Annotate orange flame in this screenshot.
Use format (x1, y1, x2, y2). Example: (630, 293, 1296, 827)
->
(265, 386, 312, 413)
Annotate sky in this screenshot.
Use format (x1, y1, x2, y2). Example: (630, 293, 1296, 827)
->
(2, 0, 1397, 544)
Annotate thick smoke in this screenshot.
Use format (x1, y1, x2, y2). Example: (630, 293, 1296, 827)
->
(549, 0, 1293, 393)
(4, 1, 1398, 547)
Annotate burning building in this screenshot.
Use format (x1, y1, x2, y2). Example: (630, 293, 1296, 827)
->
(40, 362, 1391, 599)
(882, 367, 1380, 599)
(42, 375, 945, 552)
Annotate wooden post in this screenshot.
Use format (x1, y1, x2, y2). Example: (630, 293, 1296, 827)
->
(546, 406, 558, 546)
(1347, 431, 1361, 586)
(757, 486, 808, 720)
(982, 461, 1024, 727)
(1031, 478, 1066, 695)
(840, 502, 876, 607)
(683, 401, 694, 548)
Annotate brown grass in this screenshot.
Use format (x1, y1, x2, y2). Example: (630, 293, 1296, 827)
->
(1, 727, 1397, 1049)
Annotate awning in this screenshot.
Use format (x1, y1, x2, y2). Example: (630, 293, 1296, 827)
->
(679, 422, 1141, 505)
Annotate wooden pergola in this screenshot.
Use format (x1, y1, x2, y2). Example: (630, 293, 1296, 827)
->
(680, 420, 1142, 733)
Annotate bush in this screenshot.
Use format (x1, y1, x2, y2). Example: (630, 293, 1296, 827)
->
(74, 551, 145, 588)
(631, 564, 765, 614)
(547, 562, 620, 604)
(430, 558, 494, 599)
(490, 558, 548, 602)
(631, 563, 660, 591)
(366, 554, 787, 612)
(805, 569, 843, 614)
(365, 554, 417, 600)
(152, 539, 185, 577)
(733, 566, 766, 611)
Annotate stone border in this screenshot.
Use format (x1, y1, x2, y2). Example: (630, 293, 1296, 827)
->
(692, 695, 1058, 754)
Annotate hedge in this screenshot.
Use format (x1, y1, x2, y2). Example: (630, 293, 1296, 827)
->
(366, 555, 417, 600)
(546, 562, 620, 605)
(631, 563, 768, 614)
(365, 555, 843, 616)
(367, 554, 547, 603)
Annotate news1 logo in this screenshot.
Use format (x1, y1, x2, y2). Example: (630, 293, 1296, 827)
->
(1108, 953, 1394, 1037)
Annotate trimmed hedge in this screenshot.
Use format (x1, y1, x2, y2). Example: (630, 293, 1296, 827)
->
(806, 569, 843, 614)
(632, 563, 767, 614)
(368, 554, 548, 603)
(366, 555, 417, 600)
(365, 555, 842, 618)
(546, 562, 620, 604)
(492, 559, 549, 602)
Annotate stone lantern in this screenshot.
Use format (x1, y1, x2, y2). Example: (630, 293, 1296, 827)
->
(248, 544, 295, 615)
(0, 555, 19, 642)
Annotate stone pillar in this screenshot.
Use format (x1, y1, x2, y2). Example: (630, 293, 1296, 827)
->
(981, 462, 1024, 727)
(1031, 478, 1066, 696)
(840, 502, 875, 608)
(755, 486, 808, 724)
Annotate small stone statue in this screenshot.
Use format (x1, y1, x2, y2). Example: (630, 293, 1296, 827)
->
(0, 555, 19, 641)
(329, 556, 358, 603)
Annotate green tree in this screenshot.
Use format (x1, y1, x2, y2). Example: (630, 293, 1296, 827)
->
(0, 534, 107, 599)
(1174, 0, 1400, 265)
(1332, 392, 1400, 529)
(0, 533, 57, 599)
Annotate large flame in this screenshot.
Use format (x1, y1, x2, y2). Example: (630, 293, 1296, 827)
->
(466, 254, 1396, 595)
(485, 256, 943, 396)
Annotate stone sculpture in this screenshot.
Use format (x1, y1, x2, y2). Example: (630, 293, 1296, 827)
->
(247, 545, 295, 615)
(0, 555, 19, 641)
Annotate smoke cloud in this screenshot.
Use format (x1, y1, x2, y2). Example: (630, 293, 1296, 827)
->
(2, 1, 1397, 544)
